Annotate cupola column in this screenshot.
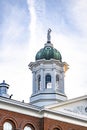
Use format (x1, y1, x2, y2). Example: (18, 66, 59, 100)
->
(32, 71, 36, 94)
(52, 68, 56, 90)
(60, 71, 64, 93)
(41, 67, 44, 91)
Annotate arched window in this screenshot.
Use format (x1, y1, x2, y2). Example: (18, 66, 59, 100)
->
(3, 122, 12, 130)
(53, 128, 60, 130)
(24, 126, 32, 130)
(24, 124, 35, 130)
(45, 74, 51, 88)
(56, 75, 59, 89)
(38, 75, 41, 90)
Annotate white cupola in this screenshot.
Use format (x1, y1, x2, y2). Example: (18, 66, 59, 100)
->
(29, 29, 69, 107)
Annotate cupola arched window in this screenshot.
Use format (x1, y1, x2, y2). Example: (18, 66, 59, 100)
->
(45, 74, 51, 88)
(37, 75, 41, 90)
(3, 122, 13, 130)
(56, 75, 59, 89)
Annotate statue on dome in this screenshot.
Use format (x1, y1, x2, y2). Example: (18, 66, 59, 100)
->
(47, 28, 52, 42)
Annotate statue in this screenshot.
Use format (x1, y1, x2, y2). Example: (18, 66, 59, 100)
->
(47, 28, 52, 42)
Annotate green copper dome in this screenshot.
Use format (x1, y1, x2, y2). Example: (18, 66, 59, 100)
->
(35, 44, 62, 61)
(35, 29, 62, 62)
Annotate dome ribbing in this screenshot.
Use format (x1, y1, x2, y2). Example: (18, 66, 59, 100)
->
(35, 45, 62, 61)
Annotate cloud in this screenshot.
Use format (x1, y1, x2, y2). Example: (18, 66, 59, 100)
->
(61, 0, 87, 36)
(0, 1, 30, 59)
(0, 1, 30, 101)
(72, 0, 87, 33)
(2, 5, 28, 44)
(27, 0, 46, 62)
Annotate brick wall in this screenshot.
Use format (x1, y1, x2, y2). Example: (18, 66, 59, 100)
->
(0, 109, 41, 130)
(44, 117, 87, 130)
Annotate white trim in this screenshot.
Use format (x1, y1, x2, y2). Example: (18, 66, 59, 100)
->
(0, 97, 41, 117)
(42, 109, 87, 127)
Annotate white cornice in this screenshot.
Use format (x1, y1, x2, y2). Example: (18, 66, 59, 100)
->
(0, 96, 41, 117)
(29, 59, 63, 70)
(41, 109, 87, 127)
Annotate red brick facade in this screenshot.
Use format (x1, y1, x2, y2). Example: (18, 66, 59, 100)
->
(44, 117, 87, 130)
(0, 109, 41, 130)
(0, 109, 86, 130)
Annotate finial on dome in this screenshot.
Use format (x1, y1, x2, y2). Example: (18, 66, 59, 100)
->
(47, 28, 52, 43)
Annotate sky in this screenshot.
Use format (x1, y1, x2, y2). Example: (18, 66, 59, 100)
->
(0, 0, 87, 102)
